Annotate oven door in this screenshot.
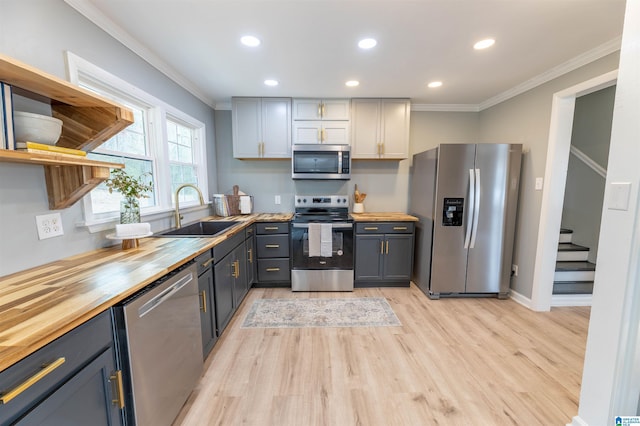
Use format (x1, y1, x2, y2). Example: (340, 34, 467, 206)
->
(291, 222, 353, 270)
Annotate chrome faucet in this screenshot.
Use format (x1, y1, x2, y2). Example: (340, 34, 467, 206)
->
(174, 184, 205, 228)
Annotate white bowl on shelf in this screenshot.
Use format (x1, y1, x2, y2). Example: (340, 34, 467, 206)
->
(13, 111, 63, 145)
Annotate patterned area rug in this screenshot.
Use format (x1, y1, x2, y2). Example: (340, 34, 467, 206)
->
(241, 297, 402, 328)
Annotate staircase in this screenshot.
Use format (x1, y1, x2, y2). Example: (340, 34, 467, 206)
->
(553, 228, 596, 294)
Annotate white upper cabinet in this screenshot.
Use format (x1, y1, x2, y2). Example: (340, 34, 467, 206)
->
(232, 97, 292, 158)
(293, 99, 350, 145)
(351, 98, 411, 159)
(292, 120, 350, 145)
(293, 99, 350, 121)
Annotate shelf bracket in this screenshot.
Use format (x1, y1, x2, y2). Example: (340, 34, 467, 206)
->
(44, 165, 111, 210)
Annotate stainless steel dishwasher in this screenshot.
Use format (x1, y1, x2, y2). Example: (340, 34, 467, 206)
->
(113, 262, 203, 426)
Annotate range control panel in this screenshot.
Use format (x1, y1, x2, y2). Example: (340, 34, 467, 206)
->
(295, 195, 349, 208)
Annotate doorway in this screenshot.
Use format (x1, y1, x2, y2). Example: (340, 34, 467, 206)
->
(530, 70, 618, 312)
(553, 85, 616, 299)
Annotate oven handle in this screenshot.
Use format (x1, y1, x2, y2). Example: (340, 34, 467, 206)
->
(292, 222, 353, 229)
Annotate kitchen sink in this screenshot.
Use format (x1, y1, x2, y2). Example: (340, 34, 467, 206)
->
(156, 221, 240, 237)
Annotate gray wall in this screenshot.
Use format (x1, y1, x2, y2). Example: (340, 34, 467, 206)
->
(214, 109, 480, 213)
(562, 85, 615, 263)
(478, 52, 620, 298)
(0, 0, 217, 276)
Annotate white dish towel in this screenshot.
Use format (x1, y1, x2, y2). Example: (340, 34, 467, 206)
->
(320, 223, 333, 257)
(308, 223, 333, 257)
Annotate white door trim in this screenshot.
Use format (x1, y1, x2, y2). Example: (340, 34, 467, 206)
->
(530, 70, 618, 312)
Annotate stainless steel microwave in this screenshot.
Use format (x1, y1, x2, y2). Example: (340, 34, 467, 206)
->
(291, 144, 351, 180)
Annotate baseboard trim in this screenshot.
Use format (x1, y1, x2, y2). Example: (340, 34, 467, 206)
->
(552, 294, 593, 307)
(568, 415, 589, 426)
(509, 290, 533, 309)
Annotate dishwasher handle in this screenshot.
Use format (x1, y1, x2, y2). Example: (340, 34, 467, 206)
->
(138, 271, 194, 318)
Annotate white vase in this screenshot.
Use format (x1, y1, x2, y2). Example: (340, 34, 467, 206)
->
(353, 203, 364, 213)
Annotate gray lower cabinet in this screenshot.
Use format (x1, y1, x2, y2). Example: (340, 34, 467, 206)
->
(196, 250, 217, 357)
(213, 231, 248, 336)
(255, 222, 290, 286)
(0, 311, 123, 426)
(245, 225, 256, 287)
(355, 222, 415, 287)
(232, 242, 249, 307)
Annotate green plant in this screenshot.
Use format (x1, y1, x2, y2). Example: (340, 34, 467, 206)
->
(105, 169, 153, 199)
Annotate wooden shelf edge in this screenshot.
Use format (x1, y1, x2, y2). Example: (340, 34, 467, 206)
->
(0, 53, 127, 109)
(0, 149, 124, 169)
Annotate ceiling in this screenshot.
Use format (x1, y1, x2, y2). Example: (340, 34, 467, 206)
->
(65, 0, 626, 110)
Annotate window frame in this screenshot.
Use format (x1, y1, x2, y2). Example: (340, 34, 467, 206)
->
(66, 52, 208, 231)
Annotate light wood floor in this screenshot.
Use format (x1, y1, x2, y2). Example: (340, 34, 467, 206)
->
(174, 285, 590, 426)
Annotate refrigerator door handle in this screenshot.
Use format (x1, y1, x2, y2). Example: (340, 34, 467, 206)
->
(464, 168, 475, 249)
(470, 168, 481, 248)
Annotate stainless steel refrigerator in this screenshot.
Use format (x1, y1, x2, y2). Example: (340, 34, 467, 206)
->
(409, 143, 522, 299)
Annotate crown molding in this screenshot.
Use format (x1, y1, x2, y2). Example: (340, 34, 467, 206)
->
(64, 0, 216, 109)
(411, 104, 479, 112)
(479, 36, 621, 111)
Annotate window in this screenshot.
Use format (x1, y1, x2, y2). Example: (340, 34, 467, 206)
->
(66, 52, 208, 228)
(88, 105, 156, 216)
(167, 118, 200, 203)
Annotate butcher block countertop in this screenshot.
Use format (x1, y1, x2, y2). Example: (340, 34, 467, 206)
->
(0, 213, 291, 372)
(350, 212, 418, 222)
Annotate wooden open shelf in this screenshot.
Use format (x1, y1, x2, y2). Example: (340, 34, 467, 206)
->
(0, 54, 134, 209)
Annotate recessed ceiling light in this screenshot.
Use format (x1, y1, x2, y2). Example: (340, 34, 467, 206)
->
(428, 81, 443, 88)
(474, 38, 495, 50)
(241, 35, 261, 47)
(345, 80, 360, 87)
(264, 79, 278, 86)
(358, 38, 377, 49)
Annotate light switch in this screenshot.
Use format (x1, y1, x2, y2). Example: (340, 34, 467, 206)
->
(608, 182, 632, 211)
(535, 177, 543, 191)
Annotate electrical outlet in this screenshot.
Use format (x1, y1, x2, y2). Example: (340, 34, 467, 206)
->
(512, 264, 519, 276)
(36, 213, 64, 240)
(535, 177, 544, 190)
(275, 195, 281, 205)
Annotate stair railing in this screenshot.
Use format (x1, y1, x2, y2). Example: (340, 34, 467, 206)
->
(570, 145, 607, 178)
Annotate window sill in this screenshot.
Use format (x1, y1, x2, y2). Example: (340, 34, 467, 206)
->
(77, 203, 212, 233)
